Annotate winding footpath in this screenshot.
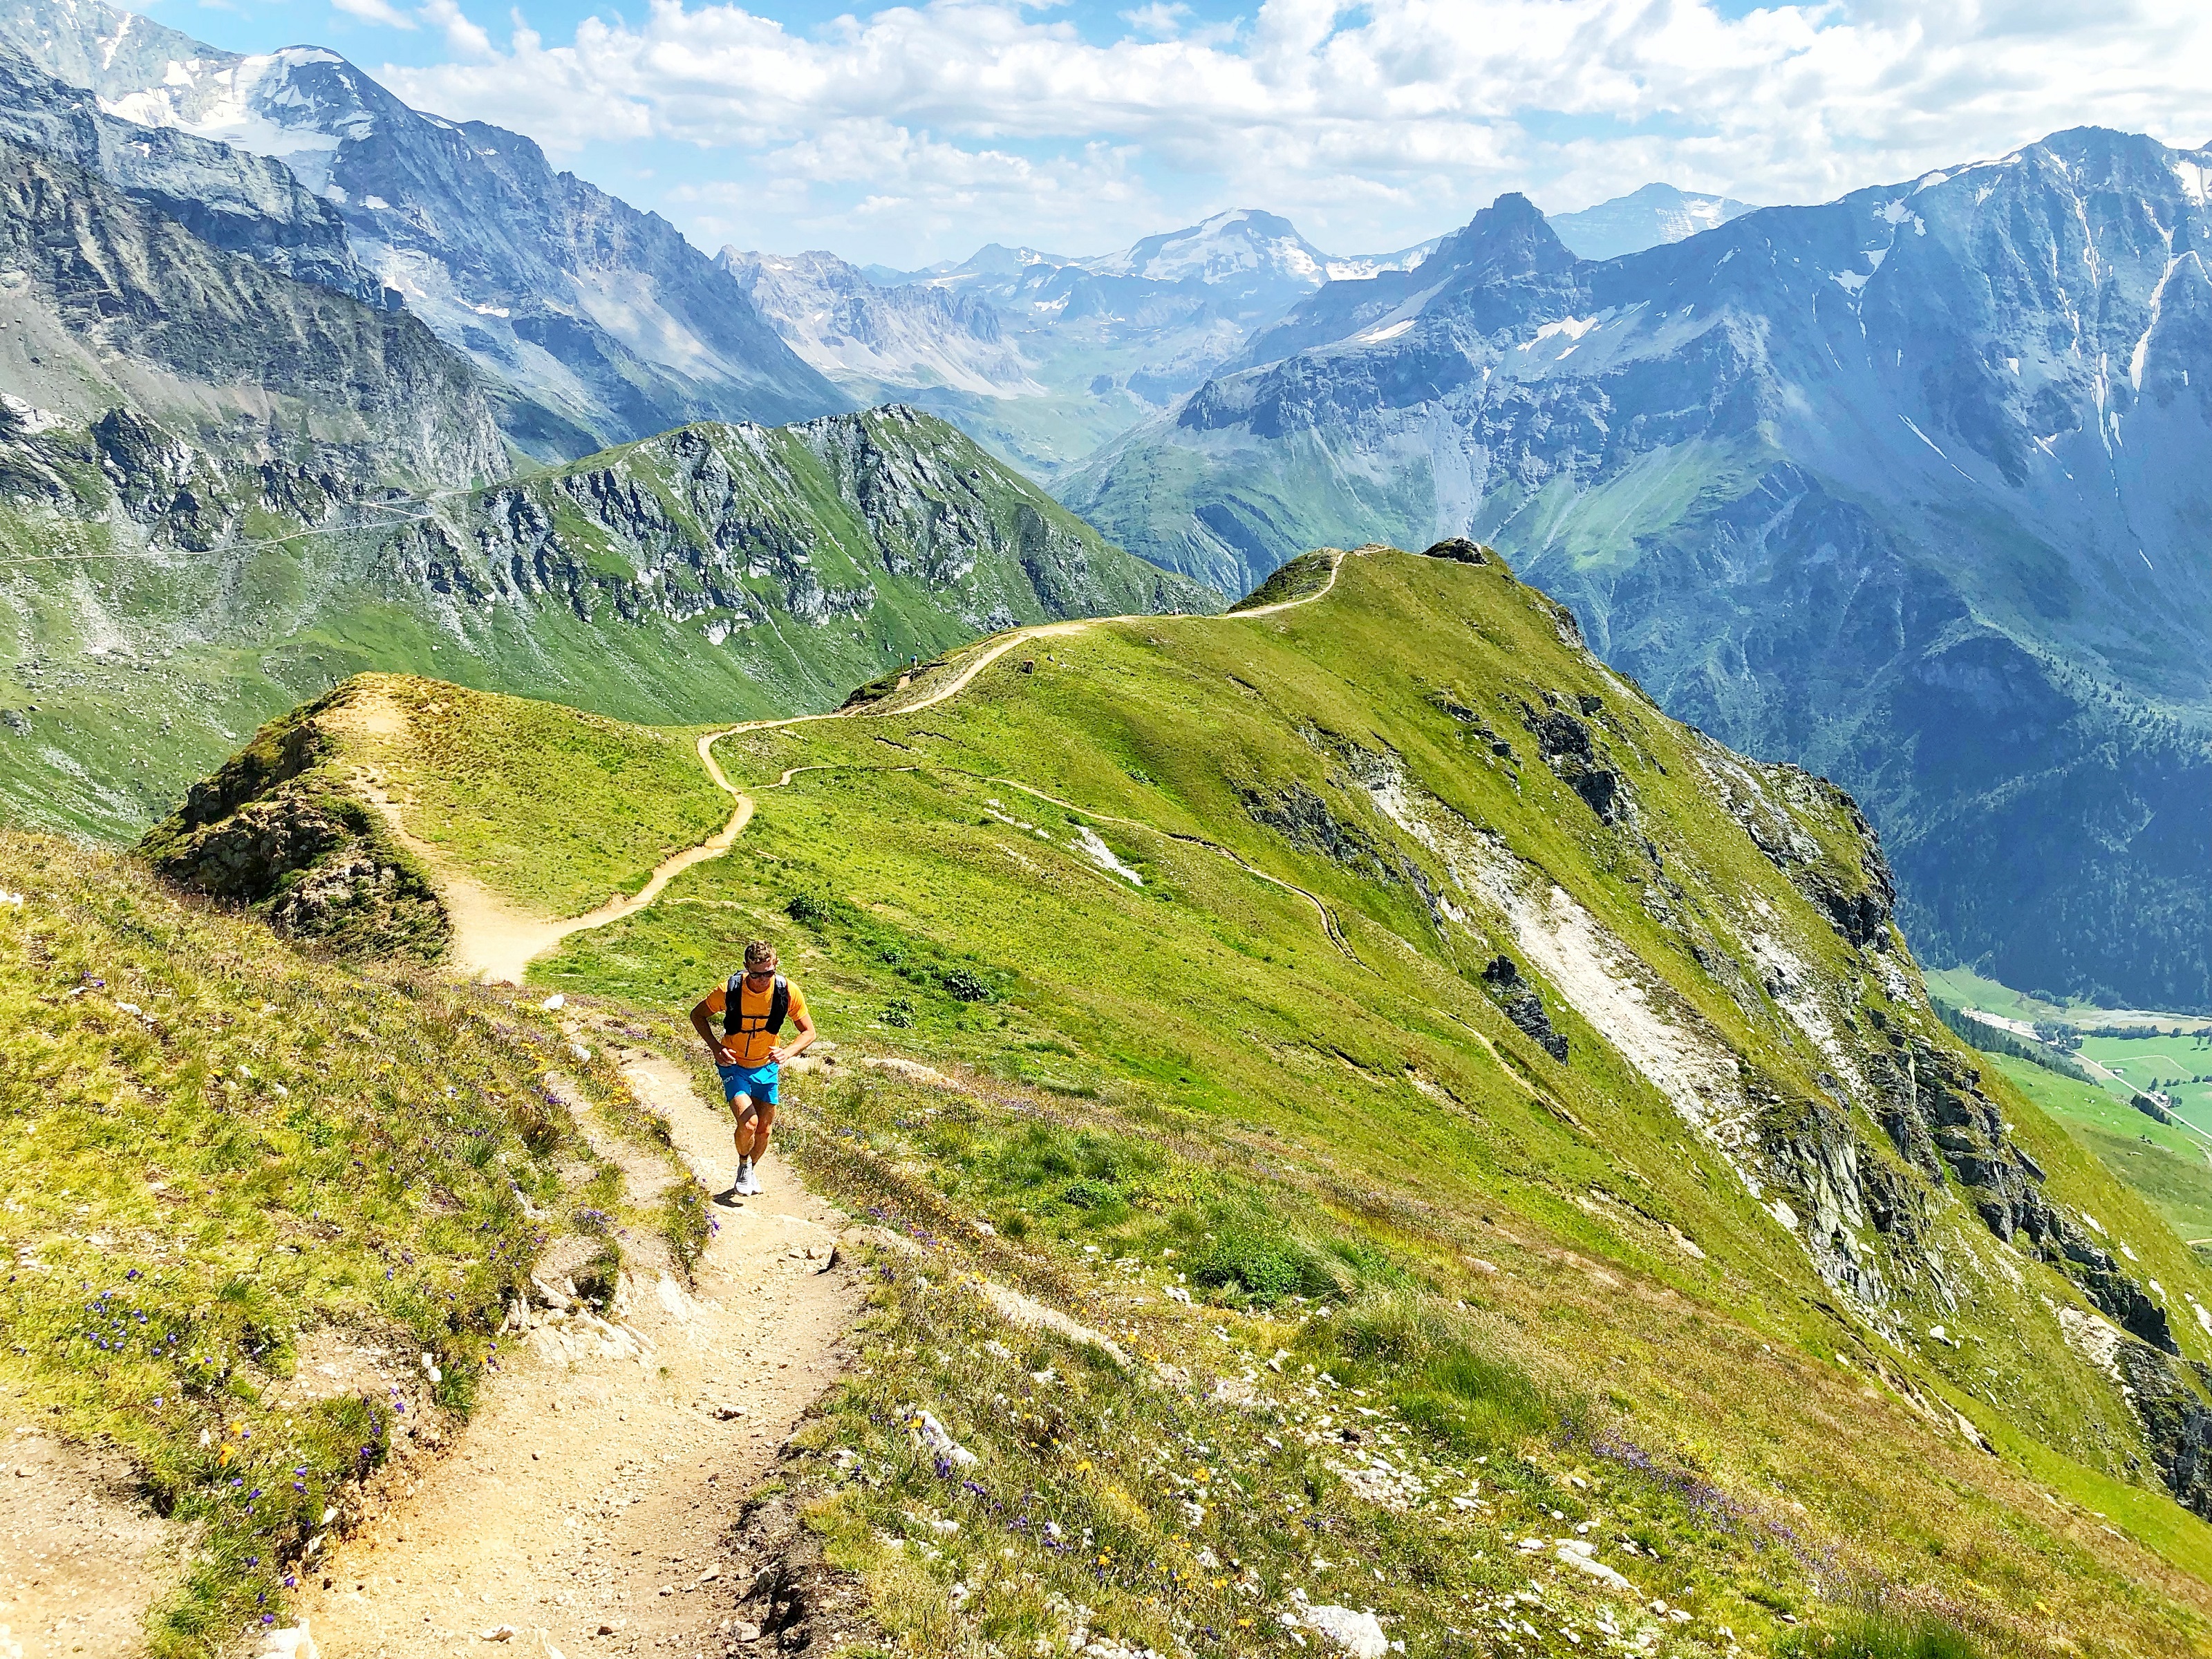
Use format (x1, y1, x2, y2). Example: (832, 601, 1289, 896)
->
(259, 552, 1353, 1659)
(384, 547, 1351, 988)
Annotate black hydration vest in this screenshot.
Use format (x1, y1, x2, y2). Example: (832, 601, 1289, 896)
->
(724, 973, 791, 1040)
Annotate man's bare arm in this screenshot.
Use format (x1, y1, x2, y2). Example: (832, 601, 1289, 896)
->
(771, 1006, 817, 1065)
(691, 998, 738, 1065)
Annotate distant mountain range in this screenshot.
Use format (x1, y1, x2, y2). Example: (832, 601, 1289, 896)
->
(731, 198, 1756, 482)
(1064, 131, 2212, 1011)
(726, 211, 1441, 482)
(0, 0, 845, 458)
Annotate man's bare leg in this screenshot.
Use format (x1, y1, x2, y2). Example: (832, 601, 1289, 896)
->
(728, 1095, 760, 1192)
(748, 1103, 778, 1178)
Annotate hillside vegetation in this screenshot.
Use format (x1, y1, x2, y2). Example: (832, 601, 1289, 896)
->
(0, 405, 1210, 846)
(223, 542, 2212, 1655)
(0, 832, 684, 1653)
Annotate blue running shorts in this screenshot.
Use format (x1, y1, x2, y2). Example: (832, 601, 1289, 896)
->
(716, 1059, 780, 1107)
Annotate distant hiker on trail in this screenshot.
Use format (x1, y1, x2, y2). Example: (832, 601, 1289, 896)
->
(691, 939, 815, 1200)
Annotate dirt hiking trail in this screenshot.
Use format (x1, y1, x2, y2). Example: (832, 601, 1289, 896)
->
(359, 547, 1350, 989)
(285, 1040, 865, 1659)
(232, 548, 1356, 1658)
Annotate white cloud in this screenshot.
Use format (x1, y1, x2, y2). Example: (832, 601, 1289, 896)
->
(418, 0, 493, 59)
(675, 119, 1144, 254)
(376, 0, 2212, 261)
(330, 0, 418, 28)
(1120, 2, 1190, 37)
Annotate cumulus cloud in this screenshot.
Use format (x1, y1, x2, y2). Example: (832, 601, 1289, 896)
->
(377, 0, 2212, 259)
(418, 0, 494, 59)
(330, 0, 418, 28)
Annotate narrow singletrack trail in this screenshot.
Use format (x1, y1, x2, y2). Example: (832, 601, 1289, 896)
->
(382, 547, 1352, 988)
(288, 1041, 865, 1659)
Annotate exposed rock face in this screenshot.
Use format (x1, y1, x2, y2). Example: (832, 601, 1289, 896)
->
(738, 212, 1437, 482)
(0, 41, 373, 300)
(0, 0, 843, 458)
(1548, 183, 1759, 261)
(390, 406, 1215, 640)
(1521, 698, 1625, 825)
(1479, 955, 1567, 1060)
(2115, 1343, 2212, 1517)
(0, 135, 503, 487)
(1238, 780, 1401, 885)
(1068, 130, 2212, 1010)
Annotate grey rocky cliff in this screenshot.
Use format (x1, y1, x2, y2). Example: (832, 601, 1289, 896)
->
(0, 40, 373, 300)
(0, 135, 503, 487)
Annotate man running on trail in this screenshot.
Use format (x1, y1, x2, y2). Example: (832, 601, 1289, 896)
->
(691, 939, 816, 1199)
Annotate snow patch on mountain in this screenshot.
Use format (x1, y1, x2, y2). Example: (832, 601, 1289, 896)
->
(722, 248, 1040, 398)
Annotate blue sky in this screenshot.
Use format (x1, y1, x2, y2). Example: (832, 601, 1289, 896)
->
(142, 0, 2212, 267)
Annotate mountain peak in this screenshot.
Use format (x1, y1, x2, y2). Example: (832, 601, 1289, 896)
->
(1088, 208, 1328, 289)
(1427, 191, 1580, 285)
(1549, 181, 1759, 260)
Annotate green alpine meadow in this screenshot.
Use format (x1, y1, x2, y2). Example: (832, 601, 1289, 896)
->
(69, 540, 2212, 1657)
(4, 3, 2211, 1655)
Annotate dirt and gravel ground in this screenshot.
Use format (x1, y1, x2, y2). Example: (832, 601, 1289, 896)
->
(282, 1048, 864, 1659)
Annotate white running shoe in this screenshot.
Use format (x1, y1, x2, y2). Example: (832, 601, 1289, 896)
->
(738, 1163, 763, 1197)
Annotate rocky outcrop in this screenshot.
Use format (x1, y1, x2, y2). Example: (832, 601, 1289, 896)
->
(1480, 955, 1567, 1061)
(1700, 749, 1898, 954)
(139, 691, 447, 959)
(1521, 696, 1627, 825)
(1238, 780, 1401, 885)
(2115, 1343, 2212, 1520)
(1868, 1031, 2177, 1353)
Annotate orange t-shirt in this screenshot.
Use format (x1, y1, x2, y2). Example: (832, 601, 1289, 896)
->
(702, 975, 807, 1067)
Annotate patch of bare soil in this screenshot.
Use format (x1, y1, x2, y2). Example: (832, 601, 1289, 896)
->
(0, 1426, 182, 1659)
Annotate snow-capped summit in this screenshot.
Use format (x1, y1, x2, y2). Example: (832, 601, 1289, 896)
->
(0, 0, 838, 453)
(1089, 209, 1322, 283)
(100, 47, 390, 200)
(1548, 182, 1759, 261)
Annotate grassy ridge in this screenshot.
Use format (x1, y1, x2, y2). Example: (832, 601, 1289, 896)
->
(327, 675, 733, 917)
(0, 831, 664, 1653)
(491, 547, 2212, 1653)
(0, 405, 1213, 846)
